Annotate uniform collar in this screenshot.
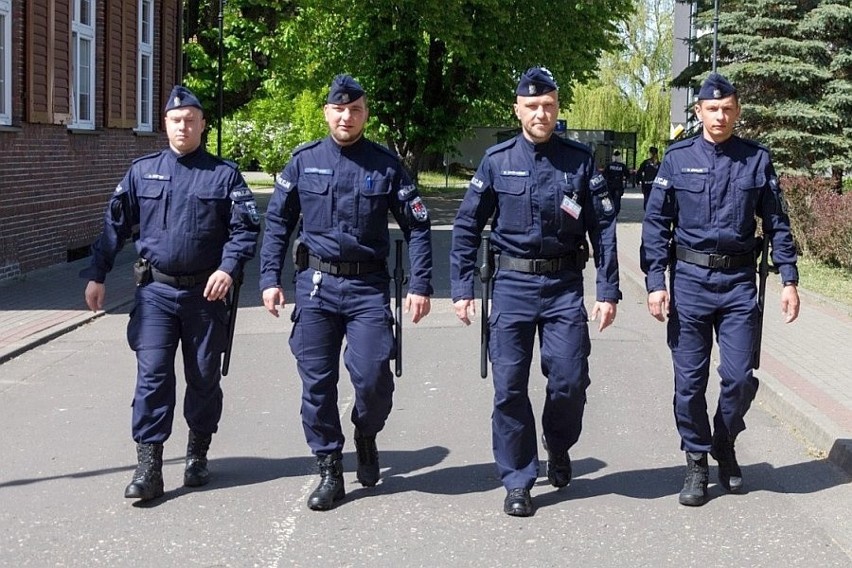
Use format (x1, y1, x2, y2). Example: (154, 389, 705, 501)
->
(519, 133, 556, 154)
(326, 134, 367, 155)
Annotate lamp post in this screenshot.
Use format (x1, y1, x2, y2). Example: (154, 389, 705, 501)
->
(216, 0, 225, 157)
(711, 0, 720, 73)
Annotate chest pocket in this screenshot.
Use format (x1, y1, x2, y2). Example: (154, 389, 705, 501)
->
(193, 183, 229, 233)
(299, 175, 332, 230)
(557, 175, 584, 237)
(356, 175, 390, 239)
(136, 181, 166, 230)
(733, 172, 765, 230)
(494, 177, 531, 232)
(672, 174, 709, 228)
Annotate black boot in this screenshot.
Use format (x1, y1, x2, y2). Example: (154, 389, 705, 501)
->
(354, 428, 380, 487)
(184, 431, 212, 488)
(503, 488, 534, 517)
(542, 435, 572, 488)
(307, 452, 345, 511)
(679, 451, 709, 506)
(124, 443, 164, 501)
(711, 433, 743, 493)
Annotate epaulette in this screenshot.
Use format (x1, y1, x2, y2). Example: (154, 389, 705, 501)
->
(485, 137, 518, 156)
(555, 136, 594, 158)
(368, 140, 401, 160)
(737, 135, 769, 153)
(131, 150, 165, 164)
(291, 139, 322, 156)
(664, 135, 698, 153)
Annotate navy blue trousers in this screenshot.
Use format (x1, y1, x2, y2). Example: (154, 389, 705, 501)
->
(668, 263, 760, 452)
(289, 269, 395, 456)
(127, 281, 228, 443)
(489, 268, 591, 490)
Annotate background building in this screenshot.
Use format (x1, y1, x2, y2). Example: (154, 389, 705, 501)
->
(0, 1, 181, 282)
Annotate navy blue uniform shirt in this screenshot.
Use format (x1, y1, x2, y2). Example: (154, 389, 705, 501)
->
(82, 147, 260, 282)
(451, 134, 620, 302)
(642, 134, 798, 291)
(260, 135, 432, 295)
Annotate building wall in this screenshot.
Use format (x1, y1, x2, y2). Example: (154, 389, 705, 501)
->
(0, 0, 179, 281)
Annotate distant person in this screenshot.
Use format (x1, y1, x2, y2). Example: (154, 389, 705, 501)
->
(641, 72, 800, 507)
(636, 146, 660, 210)
(604, 150, 630, 215)
(81, 86, 260, 501)
(259, 74, 433, 511)
(450, 67, 620, 517)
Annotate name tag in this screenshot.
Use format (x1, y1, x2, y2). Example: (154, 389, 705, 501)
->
(142, 173, 170, 181)
(304, 167, 334, 175)
(500, 170, 530, 177)
(561, 194, 582, 219)
(681, 167, 708, 174)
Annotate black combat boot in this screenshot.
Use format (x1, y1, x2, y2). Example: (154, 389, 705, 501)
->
(124, 443, 164, 501)
(503, 488, 534, 517)
(679, 451, 709, 506)
(307, 452, 345, 511)
(184, 430, 212, 488)
(354, 428, 380, 487)
(542, 435, 572, 488)
(711, 432, 743, 493)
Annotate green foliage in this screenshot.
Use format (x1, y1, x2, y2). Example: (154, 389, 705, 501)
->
(186, 0, 634, 178)
(211, 89, 327, 174)
(783, 175, 852, 270)
(563, 0, 674, 157)
(674, 0, 852, 187)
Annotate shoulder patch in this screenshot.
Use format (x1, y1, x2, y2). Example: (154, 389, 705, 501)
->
(590, 173, 606, 192)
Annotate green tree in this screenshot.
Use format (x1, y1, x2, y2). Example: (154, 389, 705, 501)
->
(563, 0, 674, 159)
(184, 0, 634, 178)
(673, 0, 852, 189)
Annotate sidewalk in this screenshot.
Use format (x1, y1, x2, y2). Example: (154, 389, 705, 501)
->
(0, 190, 850, 476)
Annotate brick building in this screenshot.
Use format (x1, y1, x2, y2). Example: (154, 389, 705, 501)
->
(0, 0, 181, 281)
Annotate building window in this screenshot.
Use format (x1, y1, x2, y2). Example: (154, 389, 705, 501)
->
(0, 0, 11, 125)
(137, 0, 153, 131)
(71, 0, 96, 129)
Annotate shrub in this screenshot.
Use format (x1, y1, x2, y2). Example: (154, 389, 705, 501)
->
(783, 174, 852, 270)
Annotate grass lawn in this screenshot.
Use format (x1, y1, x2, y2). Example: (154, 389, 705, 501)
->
(796, 255, 852, 310)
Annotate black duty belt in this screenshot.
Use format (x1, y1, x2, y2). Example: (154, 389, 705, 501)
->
(307, 254, 386, 276)
(151, 266, 215, 288)
(675, 246, 755, 269)
(497, 253, 580, 274)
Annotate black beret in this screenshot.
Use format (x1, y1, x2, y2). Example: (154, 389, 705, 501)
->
(516, 67, 558, 97)
(327, 74, 365, 104)
(164, 85, 203, 113)
(697, 72, 737, 101)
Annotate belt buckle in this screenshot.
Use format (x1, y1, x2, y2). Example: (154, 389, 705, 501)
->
(709, 254, 730, 269)
(531, 259, 546, 273)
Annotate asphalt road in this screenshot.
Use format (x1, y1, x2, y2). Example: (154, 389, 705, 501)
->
(1, 200, 850, 567)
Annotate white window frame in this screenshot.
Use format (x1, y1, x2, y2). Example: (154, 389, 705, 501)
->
(136, 0, 153, 131)
(0, 0, 11, 125)
(70, 0, 96, 129)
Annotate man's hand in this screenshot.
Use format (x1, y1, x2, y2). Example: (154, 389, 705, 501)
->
(84, 281, 106, 312)
(405, 293, 431, 324)
(454, 298, 476, 326)
(204, 270, 233, 301)
(590, 301, 617, 332)
(647, 290, 669, 322)
(781, 284, 800, 323)
(262, 286, 286, 318)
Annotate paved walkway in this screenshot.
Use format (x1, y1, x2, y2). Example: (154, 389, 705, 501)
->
(1, 189, 850, 475)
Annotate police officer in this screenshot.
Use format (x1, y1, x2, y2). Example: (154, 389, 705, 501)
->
(604, 149, 630, 214)
(636, 146, 660, 210)
(260, 74, 433, 511)
(450, 67, 620, 517)
(81, 86, 260, 501)
(641, 72, 800, 507)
